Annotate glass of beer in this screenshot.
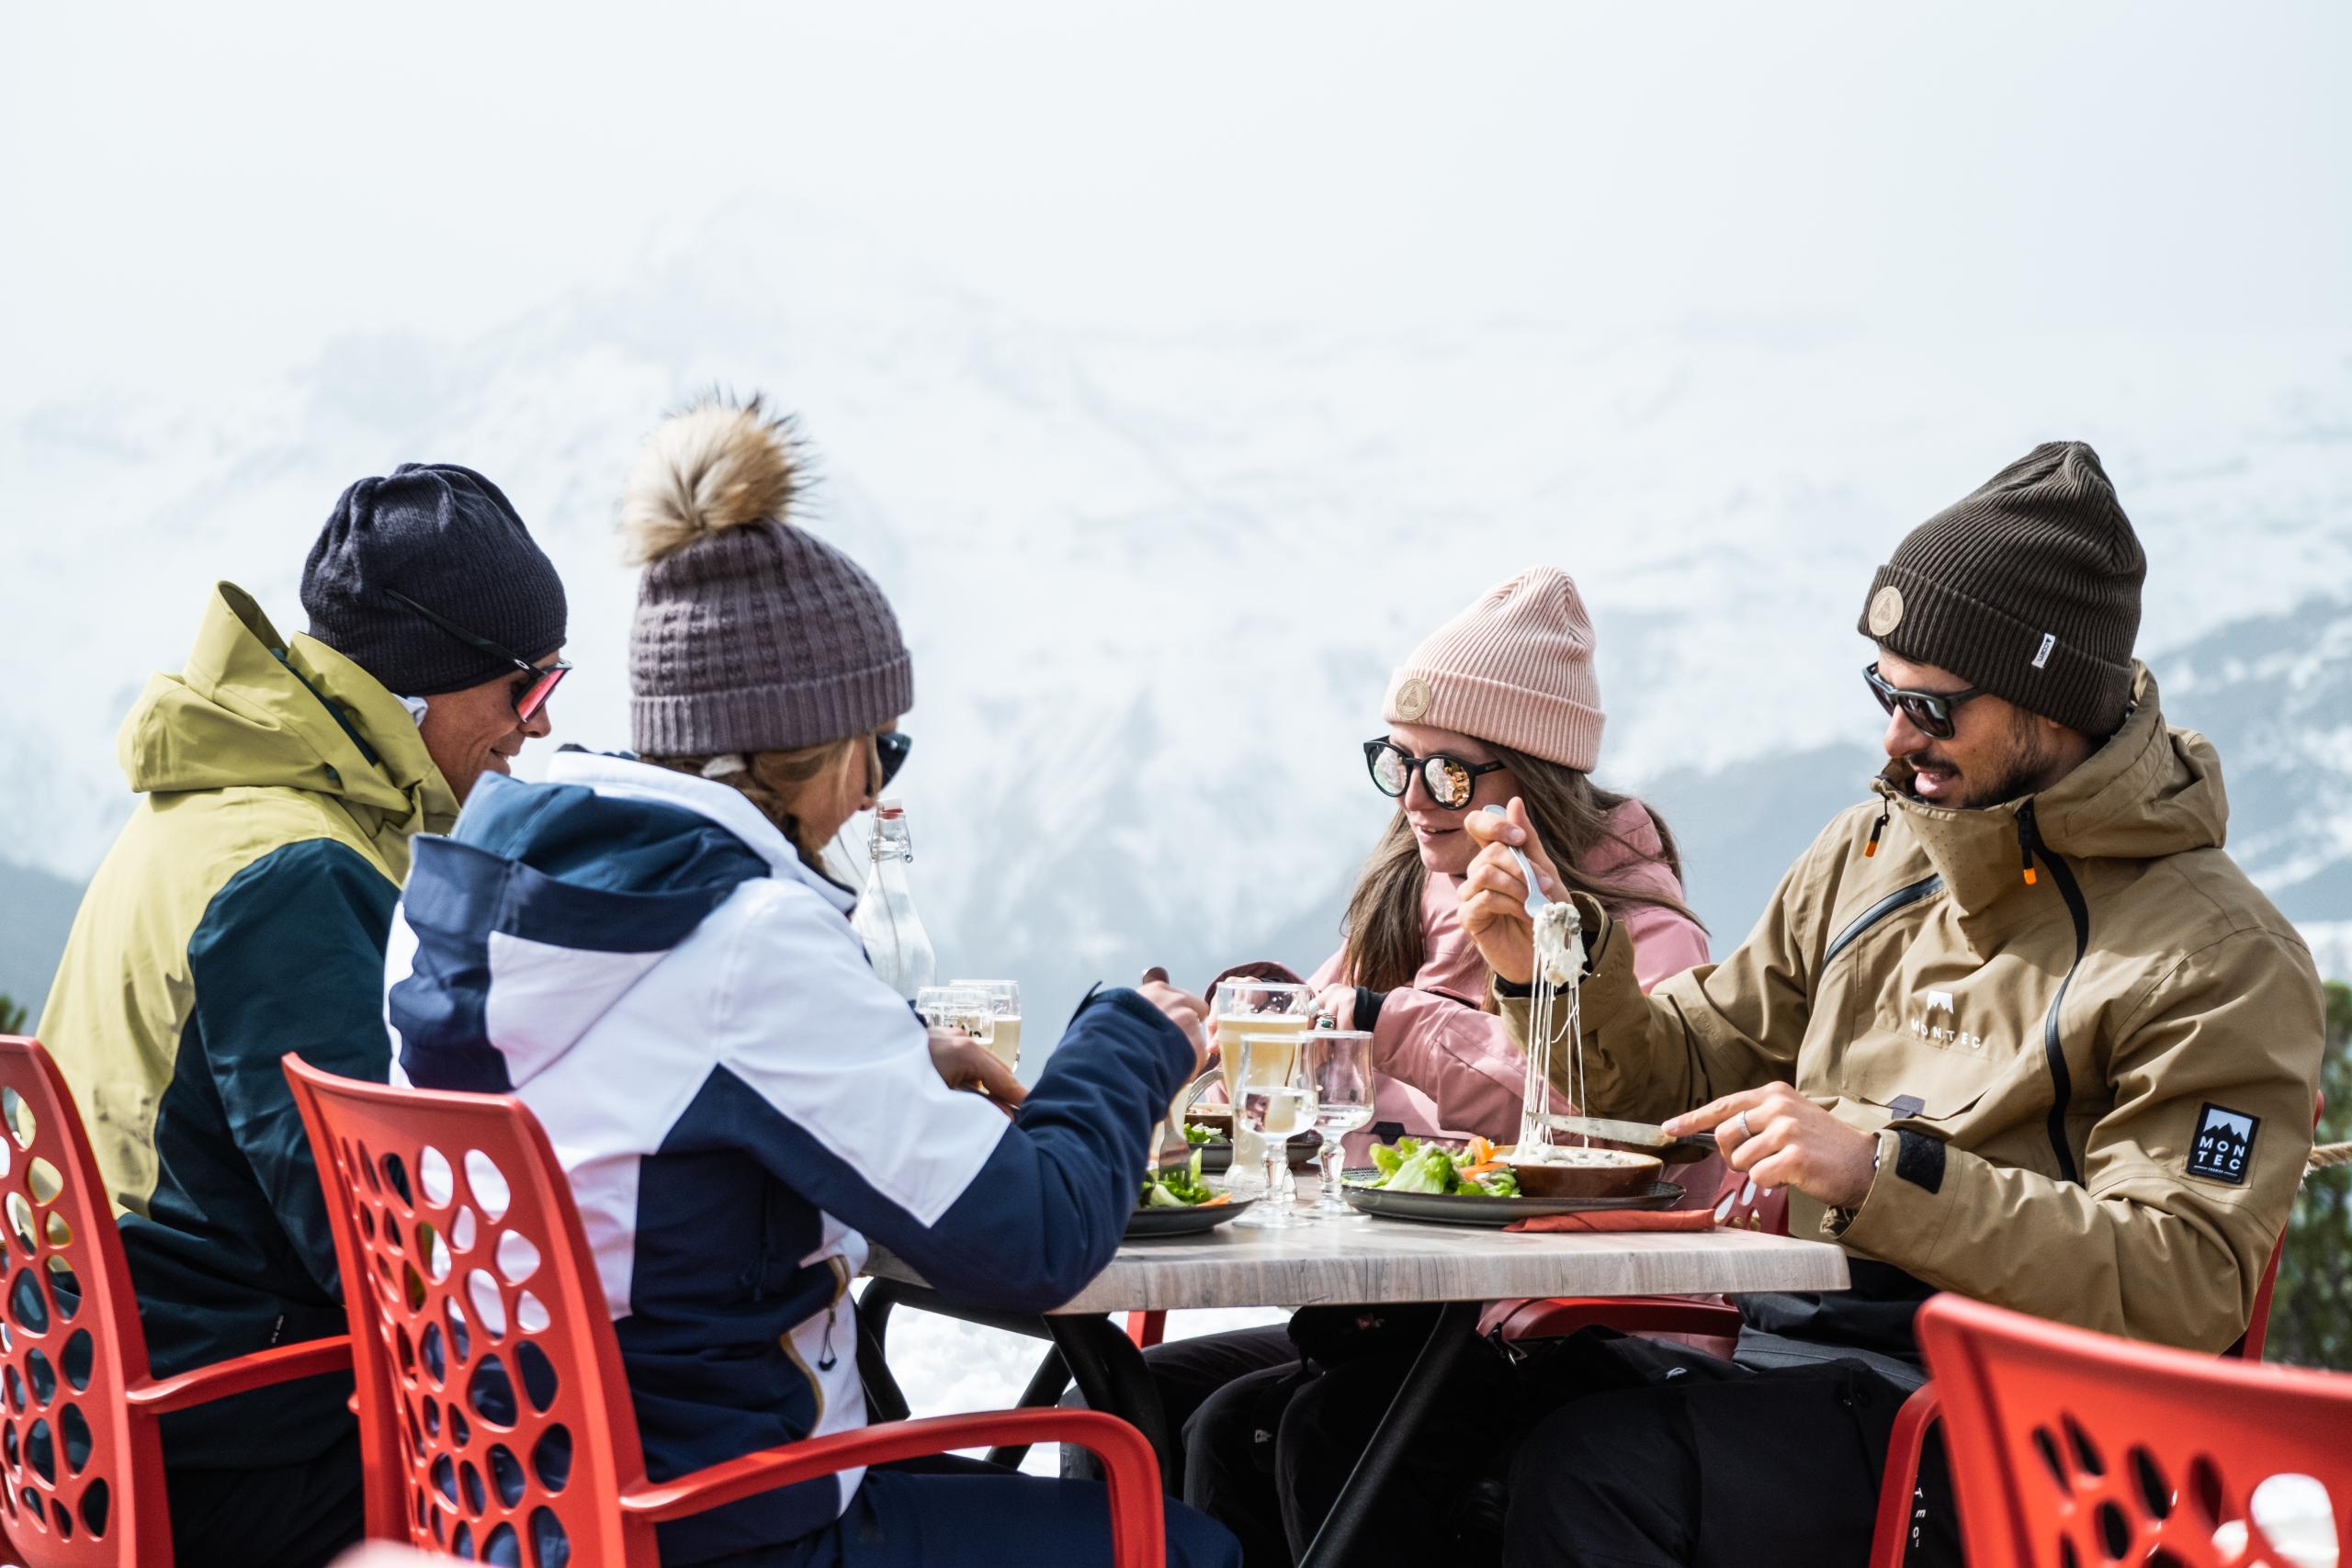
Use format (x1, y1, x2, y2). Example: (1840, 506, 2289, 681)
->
(1211, 980, 1312, 1198)
(953, 979, 1022, 1071)
(1231, 1036, 1315, 1229)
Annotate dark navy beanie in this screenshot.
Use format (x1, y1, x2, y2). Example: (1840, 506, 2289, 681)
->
(301, 463, 568, 696)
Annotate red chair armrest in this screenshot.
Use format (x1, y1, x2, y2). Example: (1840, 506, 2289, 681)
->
(1496, 1295, 1745, 1343)
(1865, 1381, 1941, 1568)
(126, 1336, 354, 1415)
(619, 1407, 1164, 1526)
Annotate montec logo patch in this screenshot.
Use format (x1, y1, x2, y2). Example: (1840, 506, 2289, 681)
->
(2187, 1102, 2259, 1185)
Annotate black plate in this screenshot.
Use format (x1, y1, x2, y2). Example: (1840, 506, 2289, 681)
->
(1173, 1133, 1320, 1174)
(1126, 1199, 1256, 1238)
(1340, 1179, 1685, 1228)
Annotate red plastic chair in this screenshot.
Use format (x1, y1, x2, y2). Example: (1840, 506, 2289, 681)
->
(1869, 1100, 2318, 1568)
(0, 1037, 351, 1566)
(282, 1055, 1170, 1568)
(1917, 1292, 2352, 1568)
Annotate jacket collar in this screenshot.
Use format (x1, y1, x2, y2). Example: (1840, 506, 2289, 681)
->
(1871, 662, 2219, 917)
(543, 750, 857, 914)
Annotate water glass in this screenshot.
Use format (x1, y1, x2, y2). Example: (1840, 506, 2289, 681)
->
(951, 979, 1022, 1070)
(1303, 1031, 1374, 1215)
(1210, 979, 1312, 1199)
(1231, 1036, 1314, 1230)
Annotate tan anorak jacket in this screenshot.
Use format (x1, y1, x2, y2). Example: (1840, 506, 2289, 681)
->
(1503, 665, 2322, 1353)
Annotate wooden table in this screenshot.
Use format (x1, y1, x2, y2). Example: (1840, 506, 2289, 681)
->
(859, 1179, 1849, 1566)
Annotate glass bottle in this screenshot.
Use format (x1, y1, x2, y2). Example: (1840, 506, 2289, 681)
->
(851, 801, 937, 998)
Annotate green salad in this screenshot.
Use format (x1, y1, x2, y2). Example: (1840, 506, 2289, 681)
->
(1182, 1122, 1218, 1145)
(1363, 1136, 1521, 1198)
(1140, 1150, 1231, 1208)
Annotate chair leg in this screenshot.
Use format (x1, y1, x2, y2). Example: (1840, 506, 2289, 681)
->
(1126, 1310, 1166, 1348)
(985, 1346, 1074, 1470)
(856, 1280, 912, 1425)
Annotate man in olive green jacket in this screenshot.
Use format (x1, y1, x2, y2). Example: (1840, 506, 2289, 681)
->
(37, 465, 567, 1568)
(1453, 443, 2324, 1568)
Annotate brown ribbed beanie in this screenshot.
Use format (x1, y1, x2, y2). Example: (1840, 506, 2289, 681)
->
(1859, 441, 2144, 737)
(621, 396, 912, 755)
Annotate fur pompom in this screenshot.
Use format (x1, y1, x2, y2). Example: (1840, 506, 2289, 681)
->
(619, 393, 803, 565)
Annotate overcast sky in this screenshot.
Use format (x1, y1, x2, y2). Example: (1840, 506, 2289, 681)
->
(6, 2, 2350, 420)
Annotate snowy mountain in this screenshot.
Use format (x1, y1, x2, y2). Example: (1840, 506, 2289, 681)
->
(5, 204, 2350, 1032)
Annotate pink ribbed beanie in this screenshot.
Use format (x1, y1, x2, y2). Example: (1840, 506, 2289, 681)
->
(1382, 568, 1605, 772)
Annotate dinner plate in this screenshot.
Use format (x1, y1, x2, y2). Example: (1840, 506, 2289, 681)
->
(1175, 1134, 1320, 1175)
(1125, 1199, 1257, 1238)
(1340, 1179, 1685, 1228)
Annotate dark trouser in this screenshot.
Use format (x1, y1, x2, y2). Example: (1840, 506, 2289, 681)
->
(164, 1427, 367, 1568)
(1190, 1326, 1957, 1568)
(704, 1454, 1242, 1568)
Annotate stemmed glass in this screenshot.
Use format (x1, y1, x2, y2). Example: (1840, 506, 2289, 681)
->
(1230, 1036, 1314, 1230)
(1210, 980, 1313, 1199)
(1303, 1031, 1374, 1216)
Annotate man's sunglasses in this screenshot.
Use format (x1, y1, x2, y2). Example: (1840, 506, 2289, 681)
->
(874, 730, 911, 791)
(1363, 738, 1507, 810)
(1864, 662, 1987, 741)
(387, 589, 571, 723)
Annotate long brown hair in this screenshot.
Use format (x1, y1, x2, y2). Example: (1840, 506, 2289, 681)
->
(1340, 741, 1703, 993)
(645, 738, 865, 872)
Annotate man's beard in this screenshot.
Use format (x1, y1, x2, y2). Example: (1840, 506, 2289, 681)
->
(1906, 712, 2066, 811)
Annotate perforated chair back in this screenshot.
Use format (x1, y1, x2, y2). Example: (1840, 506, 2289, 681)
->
(284, 1055, 650, 1567)
(0, 1037, 164, 1565)
(1917, 1292, 2352, 1568)
(1704, 1165, 1789, 1235)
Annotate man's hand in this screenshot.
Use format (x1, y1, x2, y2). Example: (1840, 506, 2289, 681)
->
(1665, 1083, 1879, 1210)
(1458, 797, 1566, 987)
(1138, 967, 1213, 1079)
(927, 1027, 1024, 1116)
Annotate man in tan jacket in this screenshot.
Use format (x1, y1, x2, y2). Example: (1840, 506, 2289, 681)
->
(1448, 442, 2324, 1567)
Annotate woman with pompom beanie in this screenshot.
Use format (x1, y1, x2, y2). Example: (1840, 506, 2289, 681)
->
(384, 395, 1241, 1567)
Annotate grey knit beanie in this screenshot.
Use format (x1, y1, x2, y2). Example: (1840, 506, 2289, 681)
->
(621, 396, 912, 755)
(1859, 441, 2145, 737)
(303, 463, 567, 695)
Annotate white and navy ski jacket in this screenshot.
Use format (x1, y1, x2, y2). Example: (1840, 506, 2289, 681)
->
(383, 751, 1191, 1563)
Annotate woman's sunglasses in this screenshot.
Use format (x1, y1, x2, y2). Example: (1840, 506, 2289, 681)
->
(874, 730, 912, 791)
(1863, 662, 1987, 741)
(1363, 738, 1507, 810)
(387, 590, 571, 723)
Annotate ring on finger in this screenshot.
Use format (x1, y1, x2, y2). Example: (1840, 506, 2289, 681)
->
(1735, 1110, 1755, 1141)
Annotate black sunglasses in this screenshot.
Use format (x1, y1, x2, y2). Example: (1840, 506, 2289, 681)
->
(1864, 662, 1988, 741)
(875, 730, 912, 791)
(387, 589, 571, 722)
(1363, 738, 1508, 810)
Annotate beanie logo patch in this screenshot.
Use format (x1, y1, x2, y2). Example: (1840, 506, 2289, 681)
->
(2031, 633, 2055, 670)
(1395, 677, 1433, 721)
(1867, 586, 1905, 637)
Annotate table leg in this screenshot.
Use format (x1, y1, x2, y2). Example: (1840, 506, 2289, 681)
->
(1047, 1313, 1182, 1495)
(1297, 1298, 1483, 1568)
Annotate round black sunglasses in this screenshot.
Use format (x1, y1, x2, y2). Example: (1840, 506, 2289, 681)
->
(1363, 738, 1507, 810)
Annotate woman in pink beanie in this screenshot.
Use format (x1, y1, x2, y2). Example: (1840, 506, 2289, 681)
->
(1132, 569, 1710, 1565)
(1309, 565, 1708, 1150)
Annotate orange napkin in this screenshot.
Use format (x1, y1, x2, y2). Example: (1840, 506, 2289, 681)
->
(1505, 1209, 1717, 1234)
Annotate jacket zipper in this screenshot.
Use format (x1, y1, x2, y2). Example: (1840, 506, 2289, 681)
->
(2020, 802, 2088, 1185)
(1822, 874, 1946, 968)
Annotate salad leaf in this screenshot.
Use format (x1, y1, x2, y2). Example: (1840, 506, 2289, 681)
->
(1139, 1150, 1225, 1208)
(1183, 1122, 1216, 1145)
(1362, 1140, 1523, 1197)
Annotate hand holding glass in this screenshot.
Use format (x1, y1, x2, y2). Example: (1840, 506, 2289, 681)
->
(951, 979, 1022, 1070)
(914, 986, 996, 1052)
(1209, 980, 1312, 1199)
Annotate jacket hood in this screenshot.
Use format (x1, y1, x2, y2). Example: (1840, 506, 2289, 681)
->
(1875, 662, 2226, 913)
(121, 582, 458, 836)
(390, 753, 797, 1090)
